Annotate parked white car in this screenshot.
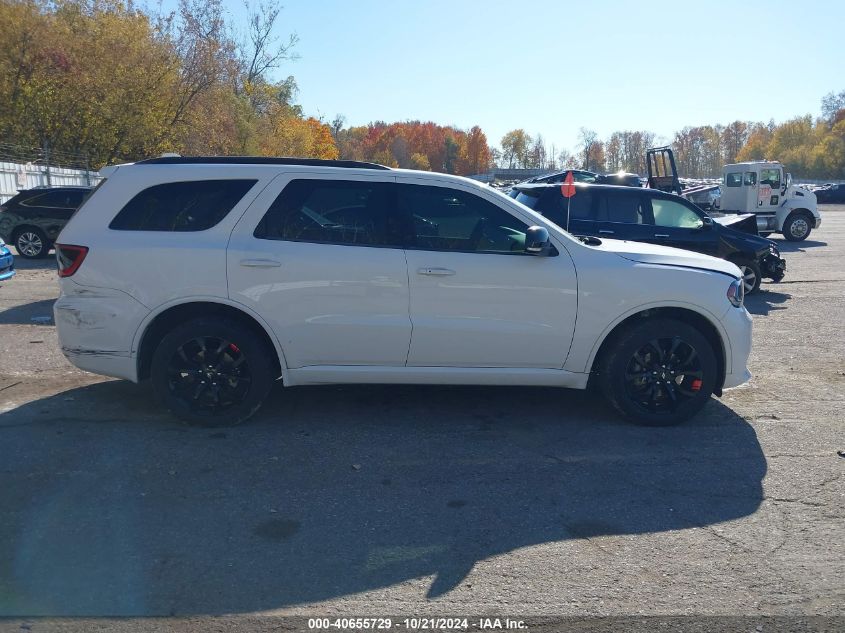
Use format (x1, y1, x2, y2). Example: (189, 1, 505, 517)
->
(53, 157, 752, 426)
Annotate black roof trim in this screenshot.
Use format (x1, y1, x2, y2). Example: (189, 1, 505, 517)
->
(514, 182, 643, 192)
(135, 156, 391, 170)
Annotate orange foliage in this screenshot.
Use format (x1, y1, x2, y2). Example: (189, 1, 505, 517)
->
(339, 121, 492, 175)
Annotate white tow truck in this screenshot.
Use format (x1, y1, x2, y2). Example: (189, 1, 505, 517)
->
(715, 161, 821, 241)
(646, 148, 822, 241)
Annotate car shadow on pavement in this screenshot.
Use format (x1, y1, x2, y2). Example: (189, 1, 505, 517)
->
(745, 288, 791, 316)
(6, 257, 55, 271)
(0, 299, 55, 325)
(0, 380, 766, 616)
(774, 239, 827, 253)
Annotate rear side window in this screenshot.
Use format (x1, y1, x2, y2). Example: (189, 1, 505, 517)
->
(20, 190, 81, 209)
(514, 190, 542, 209)
(254, 179, 400, 247)
(597, 192, 646, 224)
(110, 180, 256, 231)
(725, 172, 743, 187)
(533, 188, 594, 225)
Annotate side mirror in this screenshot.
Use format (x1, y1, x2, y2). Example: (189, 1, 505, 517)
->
(525, 226, 551, 255)
(701, 216, 714, 230)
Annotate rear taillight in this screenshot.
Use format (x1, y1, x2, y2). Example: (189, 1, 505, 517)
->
(55, 244, 88, 277)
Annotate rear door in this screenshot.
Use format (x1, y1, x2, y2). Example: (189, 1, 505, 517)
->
(595, 189, 652, 241)
(227, 173, 412, 368)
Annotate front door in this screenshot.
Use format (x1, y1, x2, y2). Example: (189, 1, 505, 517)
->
(397, 177, 577, 369)
(756, 167, 783, 211)
(227, 173, 412, 368)
(645, 196, 719, 257)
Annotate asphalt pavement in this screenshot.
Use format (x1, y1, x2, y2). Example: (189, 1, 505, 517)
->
(0, 207, 843, 629)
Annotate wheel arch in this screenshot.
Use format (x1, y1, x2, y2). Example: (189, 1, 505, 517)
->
(11, 224, 48, 243)
(134, 298, 286, 382)
(587, 305, 728, 396)
(781, 206, 814, 224)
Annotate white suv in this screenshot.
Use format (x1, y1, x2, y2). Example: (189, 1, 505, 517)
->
(53, 157, 752, 426)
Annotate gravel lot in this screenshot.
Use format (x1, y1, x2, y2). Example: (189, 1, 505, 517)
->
(0, 208, 843, 627)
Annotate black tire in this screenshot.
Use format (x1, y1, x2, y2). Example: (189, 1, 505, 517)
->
(730, 257, 762, 295)
(599, 318, 718, 426)
(13, 227, 49, 259)
(151, 317, 275, 426)
(782, 212, 812, 242)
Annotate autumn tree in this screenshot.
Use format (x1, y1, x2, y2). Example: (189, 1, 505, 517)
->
(500, 129, 530, 168)
(460, 125, 492, 174)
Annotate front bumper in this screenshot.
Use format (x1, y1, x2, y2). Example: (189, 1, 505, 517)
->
(720, 304, 753, 390)
(0, 246, 15, 281)
(761, 252, 786, 281)
(814, 216, 822, 229)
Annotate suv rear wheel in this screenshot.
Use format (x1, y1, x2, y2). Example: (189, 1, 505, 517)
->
(14, 227, 49, 259)
(599, 318, 718, 426)
(151, 317, 275, 426)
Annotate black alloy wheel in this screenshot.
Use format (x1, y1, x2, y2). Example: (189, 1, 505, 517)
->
(600, 318, 717, 425)
(151, 317, 275, 426)
(623, 337, 704, 414)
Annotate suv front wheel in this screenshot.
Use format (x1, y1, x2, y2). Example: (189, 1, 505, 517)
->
(599, 318, 718, 426)
(151, 317, 275, 426)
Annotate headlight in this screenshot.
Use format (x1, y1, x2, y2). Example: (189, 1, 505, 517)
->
(727, 278, 744, 307)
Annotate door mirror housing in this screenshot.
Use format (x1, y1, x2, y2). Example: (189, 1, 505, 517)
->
(701, 216, 714, 230)
(525, 226, 551, 255)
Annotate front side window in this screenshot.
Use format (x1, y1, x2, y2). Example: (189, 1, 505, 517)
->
(110, 180, 256, 231)
(398, 184, 528, 254)
(254, 179, 400, 247)
(726, 172, 743, 187)
(651, 198, 704, 229)
(759, 169, 781, 188)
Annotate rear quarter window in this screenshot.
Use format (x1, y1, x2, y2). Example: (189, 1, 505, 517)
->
(109, 180, 256, 231)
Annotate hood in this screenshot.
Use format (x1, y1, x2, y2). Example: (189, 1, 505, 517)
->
(718, 224, 777, 252)
(712, 213, 754, 228)
(593, 238, 741, 278)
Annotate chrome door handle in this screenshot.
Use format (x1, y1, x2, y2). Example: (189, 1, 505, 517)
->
(598, 230, 614, 235)
(417, 267, 456, 276)
(239, 258, 281, 268)
(654, 234, 670, 238)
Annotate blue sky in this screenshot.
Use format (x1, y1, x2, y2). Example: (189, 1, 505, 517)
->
(156, 0, 844, 153)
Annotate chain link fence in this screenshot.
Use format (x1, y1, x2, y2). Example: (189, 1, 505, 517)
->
(0, 143, 101, 203)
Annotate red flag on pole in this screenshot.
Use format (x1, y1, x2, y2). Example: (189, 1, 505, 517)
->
(561, 170, 576, 198)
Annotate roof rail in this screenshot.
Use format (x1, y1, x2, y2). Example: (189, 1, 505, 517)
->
(135, 156, 391, 170)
